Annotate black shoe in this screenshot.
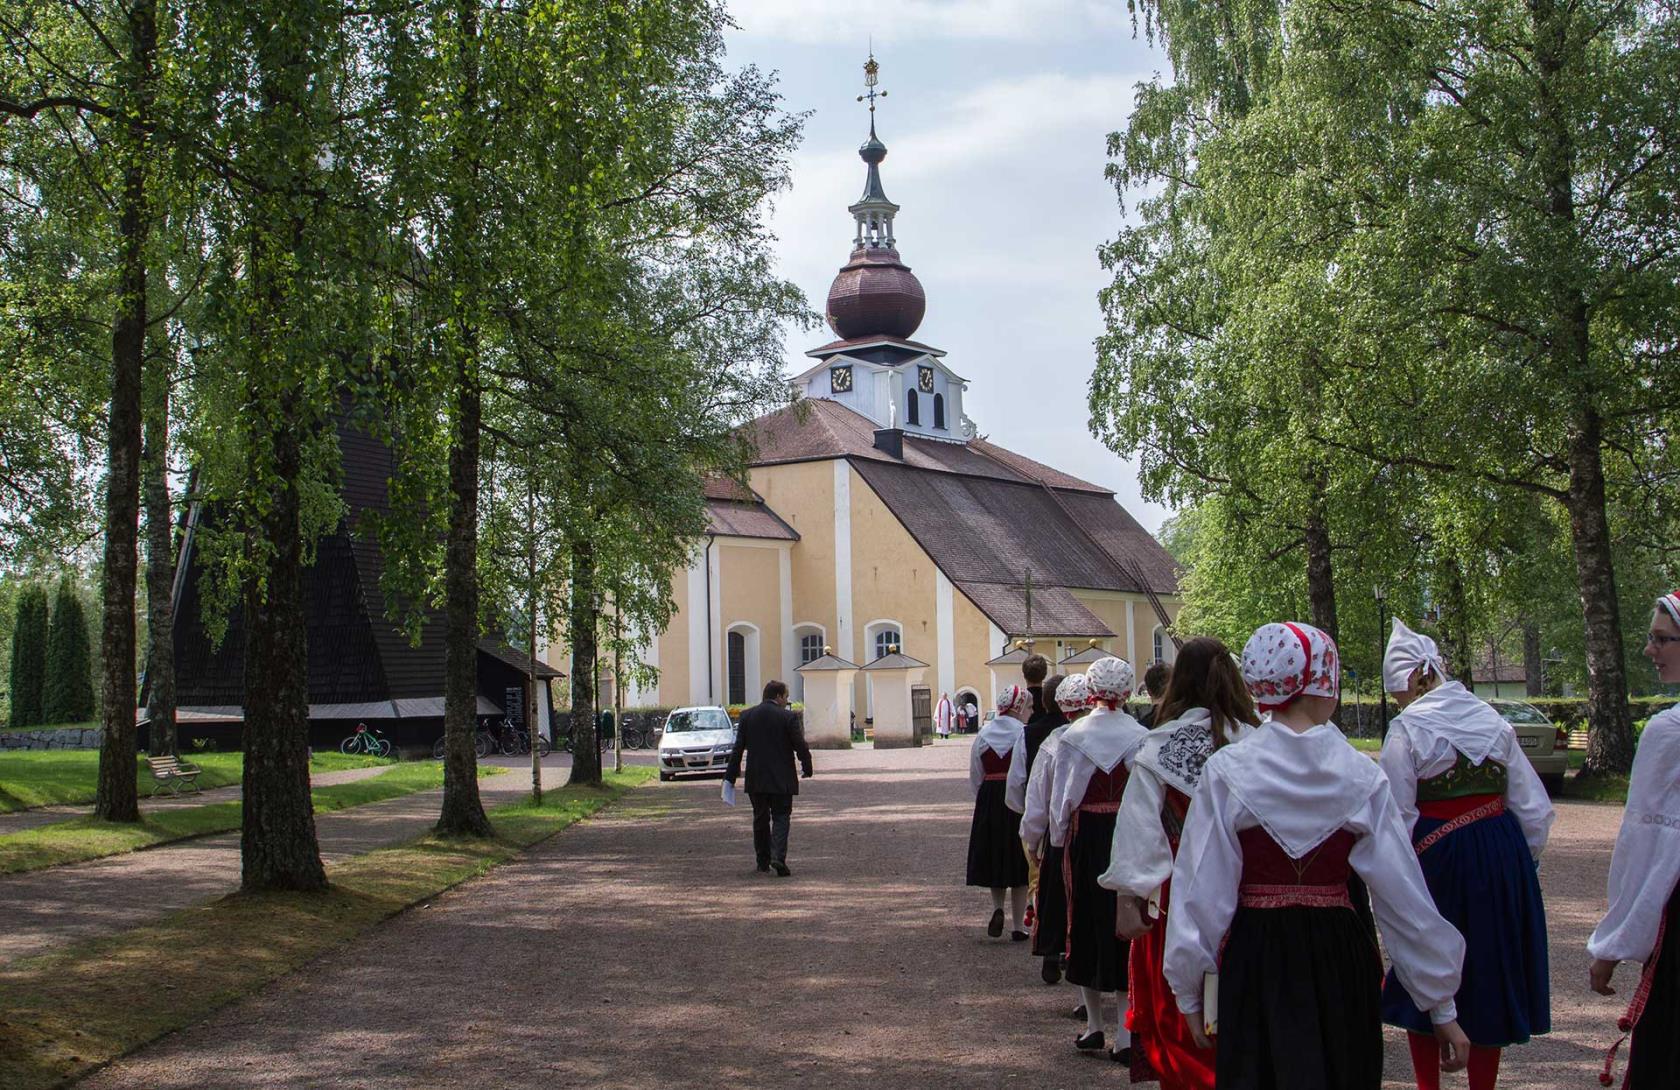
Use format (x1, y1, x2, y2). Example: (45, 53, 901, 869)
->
(772, 861, 791, 877)
(1075, 1031, 1104, 1052)
(1040, 957, 1062, 985)
(987, 908, 1004, 938)
(1110, 1047, 1132, 1064)
(1068, 1004, 1087, 1021)
(756, 862, 770, 873)
(1010, 929, 1030, 942)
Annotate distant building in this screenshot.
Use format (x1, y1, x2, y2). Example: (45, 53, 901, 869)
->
(564, 98, 1181, 718)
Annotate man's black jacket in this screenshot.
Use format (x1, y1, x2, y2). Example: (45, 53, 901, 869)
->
(726, 701, 813, 795)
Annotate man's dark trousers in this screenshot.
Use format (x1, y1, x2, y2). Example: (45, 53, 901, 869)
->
(750, 792, 793, 867)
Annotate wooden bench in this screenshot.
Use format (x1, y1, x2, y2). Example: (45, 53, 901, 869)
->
(147, 755, 203, 796)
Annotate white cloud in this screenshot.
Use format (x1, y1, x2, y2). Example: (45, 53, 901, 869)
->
(728, 0, 1132, 43)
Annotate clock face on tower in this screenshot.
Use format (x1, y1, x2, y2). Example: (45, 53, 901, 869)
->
(918, 365, 935, 393)
(830, 365, 853, 393)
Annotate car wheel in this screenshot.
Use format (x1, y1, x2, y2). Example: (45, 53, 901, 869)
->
(1541, 772, 1565, 795)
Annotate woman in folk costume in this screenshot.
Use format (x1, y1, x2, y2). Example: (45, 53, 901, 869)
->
(1047, 656, 1149, 1060)
(1017, 673, 1091, 985)
(1378, 617, 1553, 1090)
(1163, 622, 1471, 1090)
(968, 684, 1032, 939)
(1588, 590, 1680, 1088)
(1102, 637, 1260, 1089)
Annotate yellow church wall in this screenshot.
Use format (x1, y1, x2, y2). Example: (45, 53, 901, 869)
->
(750, 460, 837, 649)
(951, 589, 997, 704)
(718, 540, 785, 699)
(655, 552, 693, 707)
(847, 468, 941, 714)
(1071, 591, 1182, 671)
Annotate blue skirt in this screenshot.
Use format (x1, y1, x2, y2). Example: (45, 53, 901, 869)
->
(1380, 807, 1550, 1045)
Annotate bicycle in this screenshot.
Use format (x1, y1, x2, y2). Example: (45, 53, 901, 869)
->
(341, 723, 394, 757)
(621, 722, 646, 749)
(497, 721, 552, 758)
(431, 728, 499, 760)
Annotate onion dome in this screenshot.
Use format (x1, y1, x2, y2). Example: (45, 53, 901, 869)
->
(824, 118, 927, 341)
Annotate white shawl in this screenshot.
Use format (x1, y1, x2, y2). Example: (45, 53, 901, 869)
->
(1590, 708, 1680, 963)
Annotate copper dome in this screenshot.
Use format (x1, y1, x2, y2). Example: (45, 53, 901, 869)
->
(825, 246, 926, 340)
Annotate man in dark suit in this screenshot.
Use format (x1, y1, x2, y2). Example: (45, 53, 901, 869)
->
(725, 680, 813, 877)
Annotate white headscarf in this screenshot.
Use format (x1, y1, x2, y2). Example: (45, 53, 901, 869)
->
(1384, 616, 1446, 693)
(1085, 656, 1136, 703)
(996, 684, 1033, 720)
(1241, 622, 1340, 710)
(1658, 589, 1680, 629)
(1055, 672, 1091, 712)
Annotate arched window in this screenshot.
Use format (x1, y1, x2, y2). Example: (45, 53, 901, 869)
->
(906, 390, 920, 426)
(1152, 625, 1174, 665)
(727, 631, 746, 705)
(933, 393, 946, 429)
(874, 627, 902, 660)
(793, 624, 826, 701)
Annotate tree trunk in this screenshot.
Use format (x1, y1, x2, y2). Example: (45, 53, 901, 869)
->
(240, 400, 326, 891)
(93, 0, 157, 824)
(435, 0, 492, 837)
(567, 537, 601, 786)
(1522, 620, 1543, 698)
(1531, 0, 1635, 774)
(143, 330, 177, 756)
(1569, 409, 1636, 774)
(1437, 556, 1476, 686)
(1302, 501, 1338, 646)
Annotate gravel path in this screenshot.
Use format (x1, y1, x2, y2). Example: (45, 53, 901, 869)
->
(0, 764, 397, 836)
(76, 740, 1630, 1090)
(0, 754, 651, 966)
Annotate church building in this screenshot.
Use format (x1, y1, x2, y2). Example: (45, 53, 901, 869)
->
(599, 68, 1182, 725)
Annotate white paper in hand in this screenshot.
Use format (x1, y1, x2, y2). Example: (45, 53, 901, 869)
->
(1202, 973, 1218, 1036)
(721, 780, 737, 807)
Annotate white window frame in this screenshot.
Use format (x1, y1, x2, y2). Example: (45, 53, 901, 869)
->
(726, 622, 761, 707)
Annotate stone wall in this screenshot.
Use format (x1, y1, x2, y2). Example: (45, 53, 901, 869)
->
(1, 726, 104, 751)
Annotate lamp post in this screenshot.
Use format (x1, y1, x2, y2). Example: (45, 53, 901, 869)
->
(1374, 585, 1390, 738)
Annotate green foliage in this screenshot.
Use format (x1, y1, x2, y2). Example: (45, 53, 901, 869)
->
(7, 585, 49, 728)
(1099, 2, 1680, 757)
(42, 577, 94, 724)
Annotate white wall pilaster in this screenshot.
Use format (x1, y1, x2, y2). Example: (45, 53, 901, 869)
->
(936, 569, 955, 698)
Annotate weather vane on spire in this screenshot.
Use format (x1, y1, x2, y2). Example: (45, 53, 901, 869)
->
(857, 51, 886, 115)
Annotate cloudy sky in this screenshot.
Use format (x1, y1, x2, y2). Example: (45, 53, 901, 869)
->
(723, 1, 1174, 532)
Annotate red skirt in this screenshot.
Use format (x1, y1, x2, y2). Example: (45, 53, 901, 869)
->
(1127, 878, 1216, 1090)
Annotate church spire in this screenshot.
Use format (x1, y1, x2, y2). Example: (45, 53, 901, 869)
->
(850, 54, 899, 251)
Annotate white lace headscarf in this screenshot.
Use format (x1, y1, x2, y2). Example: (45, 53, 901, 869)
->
(1241, 622, 1340, 711)
(1055, 672, 1091, 712)
(1085, 656, 1136, 705)
(995, 684, 1032, 720)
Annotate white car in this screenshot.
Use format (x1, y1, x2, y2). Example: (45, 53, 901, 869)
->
(657, 706, 738, 781)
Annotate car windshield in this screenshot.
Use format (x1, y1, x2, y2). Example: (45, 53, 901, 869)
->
(1494, 702, 1549, 726)
(665, 709, 731, 733)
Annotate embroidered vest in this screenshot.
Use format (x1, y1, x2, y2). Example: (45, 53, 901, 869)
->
(1416, 749, 1507, 802)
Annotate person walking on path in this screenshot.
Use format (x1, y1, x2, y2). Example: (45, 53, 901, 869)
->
(935, 691, 955, 740)
(968, 684, 1032, 939)
(1378, 617, 1554, 1090)
(1103, 637, 1258, 1089)
(1588, 590, 1680, 1088)
(1019, 673, 1090, 986)
(1048, 655, 1148, 1062)
(1013, 667, 1065, 939)
(725, 680, 812, 877)
(1164, 621, 1471, 1090)
(1023, 653, 1050, 724)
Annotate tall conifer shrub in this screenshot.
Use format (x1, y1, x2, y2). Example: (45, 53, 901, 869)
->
(43, 578, 95, 724)
(8, 586, 49, 728)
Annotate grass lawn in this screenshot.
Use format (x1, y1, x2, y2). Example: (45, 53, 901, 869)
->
(0, 749, 392, 813)
(0, 762, 506, 875)
(0, 767, 655, 1090)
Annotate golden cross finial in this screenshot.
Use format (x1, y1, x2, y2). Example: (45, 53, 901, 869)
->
(857, 52, 887, 114)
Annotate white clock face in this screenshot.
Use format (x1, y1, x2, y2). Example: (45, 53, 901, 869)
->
(918, 366, 935, 392)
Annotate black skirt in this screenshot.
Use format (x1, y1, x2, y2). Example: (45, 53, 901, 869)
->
(1063, 809, 1129, 991)
(1629, 890, 1680, 1088)
(1217, 903, 1383, 1090)
(966, 780, 1028, 888)
(1033, 842, 1068, 958)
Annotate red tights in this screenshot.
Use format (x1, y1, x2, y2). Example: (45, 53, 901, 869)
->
(1407, 1032, 1501, 1090)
